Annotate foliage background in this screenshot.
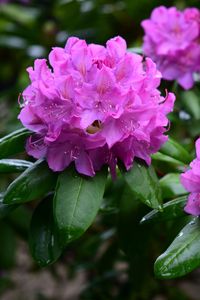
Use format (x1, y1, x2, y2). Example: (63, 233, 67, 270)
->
(1, 0, 200, 299)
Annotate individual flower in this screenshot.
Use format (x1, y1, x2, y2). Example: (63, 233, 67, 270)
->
(19, 36, 175, 177)
(180, 138, 200, 216)
(141, 6, 200, 90)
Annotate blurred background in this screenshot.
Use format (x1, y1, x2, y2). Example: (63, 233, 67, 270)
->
(1, 0, 200, 299)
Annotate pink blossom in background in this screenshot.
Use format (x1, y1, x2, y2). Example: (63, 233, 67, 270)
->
(181, 138, 200, 216)
(19, 36, 175, 177)
(142, 6, 200, 90)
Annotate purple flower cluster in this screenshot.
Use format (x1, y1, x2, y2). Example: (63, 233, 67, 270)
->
(181, 138, 200, 216)
(19, 36, 175, 177)
(142, 6, 200, 90)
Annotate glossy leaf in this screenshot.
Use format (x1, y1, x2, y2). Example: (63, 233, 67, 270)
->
(54, 166, 107, 245)
(140, 196, 187, 224)
(154, 218, 200, 279)
(152, 152, 185, 167)
(0, 194, 18, 219)
(29, 197, 62, 267)
(160, 138, 192, 165)
(4, 160, 57, 204)
(0, 159, 33, 173)
(160, 173, 187, 199)
(123, 161, 162, 209)
(0, 128, 30, 159)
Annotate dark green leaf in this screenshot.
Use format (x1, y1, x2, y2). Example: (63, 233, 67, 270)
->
(4, 160, 57, 204)
(29, 197, 62, 267)
(160, 138, 192, 165)
(123, 161, 162, 209)
(154, 218, 200, 279)
(118, 183, 153, 290)
(181, 90, 200, 120)
(100, 176, 124, 215)
(0, 159, 33, 173)
(160, 173, 187, 199)
(188, 119, 200, 138)
(0, 221, 16, 269)
(140, 196, 187, 224)
(54, 166, 107, 245)
(0, 128, 31, 158)
(8, 206, 31, 237)
(0, 194, 18, 219)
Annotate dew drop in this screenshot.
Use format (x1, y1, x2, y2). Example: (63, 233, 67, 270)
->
(189, 218, 197, 225)
(140, 217, 146, 223)
(178, 231, 183, 237)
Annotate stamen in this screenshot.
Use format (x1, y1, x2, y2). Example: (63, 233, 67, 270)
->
(86, 120, 102, 134)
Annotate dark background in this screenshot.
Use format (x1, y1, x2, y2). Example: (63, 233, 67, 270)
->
(1, 1, 200, 299)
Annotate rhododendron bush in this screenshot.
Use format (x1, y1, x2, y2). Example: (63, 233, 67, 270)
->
(1, 1, 200, 298)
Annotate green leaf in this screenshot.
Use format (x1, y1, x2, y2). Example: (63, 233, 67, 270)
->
(118, 183, 154, 290)
(160, 138, 192, 165)
(123, 161, 162, 209)
(140, 196, 187, 224)
(0, 194, 18, 219)
(29, 197, 62, 267)
(154, 218, 200, 279)
(160, 173, 187, 199)
(0, 128, 31, 158)
(0, 221, 17, 269)
(3, 160, 57, 204)
(128, 47, 143, 54)
(54, 166, 107, 245)
(152, 152, 185, 167)
(1, 4, 39, 25)
(181, 90, 200, 120)
(8, 206, 31, 237)
(0, 159, 33, 173)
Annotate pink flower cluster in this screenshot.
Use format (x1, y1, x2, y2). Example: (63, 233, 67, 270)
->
(142, 6, 200, 90)
(19, 36, 175, 177)
(181, 138, 200, 216)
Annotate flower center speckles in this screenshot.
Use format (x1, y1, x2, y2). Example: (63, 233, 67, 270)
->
(95, 100, 102, 109)
(70, 146, 80, 159)
(120, 119, 140, 133)
(64, 145, 81, 159)
(44, 102, 69, 120)
(29, 135, 46, 150)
